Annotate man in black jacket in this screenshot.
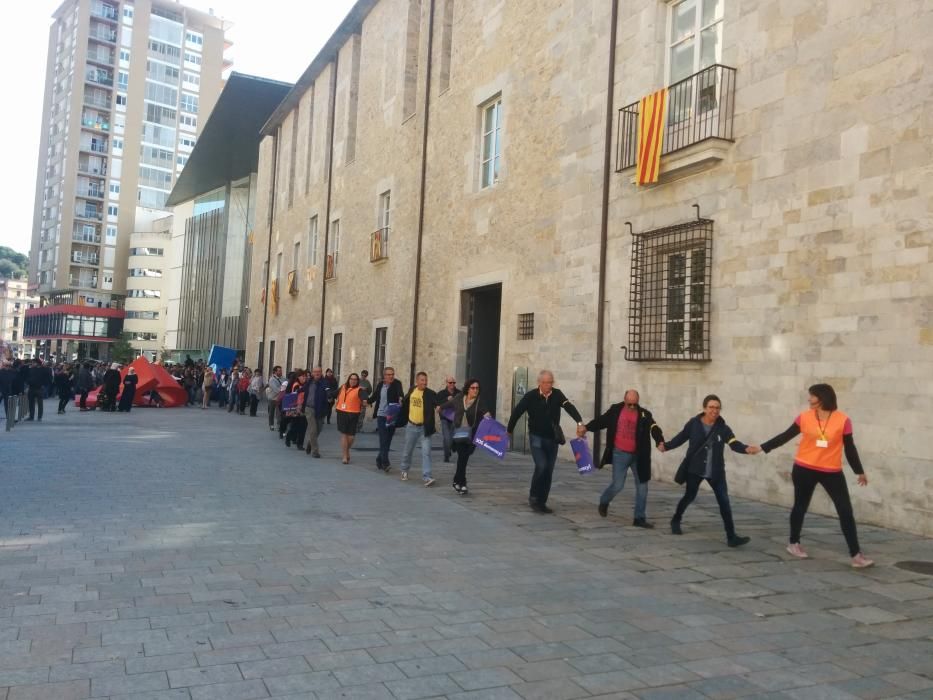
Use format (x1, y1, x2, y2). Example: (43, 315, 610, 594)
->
(435, 376, 461, 463)
(369, 366, 405, 471)
(396, 371, 439, 486)
(578, 389, 665, 527)
(507, 370, 584, 513)
(26, 359, 53, 421)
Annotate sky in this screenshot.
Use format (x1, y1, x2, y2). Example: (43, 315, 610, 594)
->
(0, 0, 357, 256)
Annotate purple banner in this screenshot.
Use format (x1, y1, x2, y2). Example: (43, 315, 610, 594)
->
(570, 437, 595, 475)
(384, 402, 401, 427)
(473, 417, 509, 459)
(281, 392, 299, 412)
(440, 406, 456, 423)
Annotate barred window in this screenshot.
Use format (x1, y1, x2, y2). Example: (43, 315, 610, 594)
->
(517, 313, 534, 340)
(627, 218, 712, 361)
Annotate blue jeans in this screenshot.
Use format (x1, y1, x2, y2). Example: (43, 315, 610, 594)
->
(376, 416, 396, 466)
(674, 474, 736, 538)
(599, 449, 647, 520)
(400, 423, 432, 480)
(529, 434, 559, 504)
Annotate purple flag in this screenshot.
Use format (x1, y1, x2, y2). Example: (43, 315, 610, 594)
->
(281, 392, 299, 412)
(473, 417, 509, 459)
(384, 402, 401, 427)
(441, 406, 456, 423)
(570, 437, 595, 475)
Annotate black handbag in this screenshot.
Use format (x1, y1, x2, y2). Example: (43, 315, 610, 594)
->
(552, 421, 566, 445)
(674, 423, 717, 485)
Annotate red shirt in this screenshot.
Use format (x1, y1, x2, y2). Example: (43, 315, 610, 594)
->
(614, 407, 638, 452)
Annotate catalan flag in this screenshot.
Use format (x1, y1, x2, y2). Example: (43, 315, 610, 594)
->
(636, 88, 668, 185)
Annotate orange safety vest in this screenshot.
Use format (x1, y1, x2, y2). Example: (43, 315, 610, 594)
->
(795, 410, 849, 472)
(336, 385, 363, 414)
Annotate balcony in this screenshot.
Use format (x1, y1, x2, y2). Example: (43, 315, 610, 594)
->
(74, 207, 103, 221)
(72, 229, 101, 244)
(85, 70, 114, 87)
(71, 253, 100, 266)
(87, 48, 115, 66)
(83, 93, 112, 110)
(80, 141, 109, 154)
(81, 115, 111, 132)
(88, 26, 117, 43)
(77, 162, 107, 177)
(287, 270, 299, 296)
(616, 64, 736, 180)
(370, 227, 389, 263)
(91, 2, 119, 22)
(69, 277, 99, 289)
(77, 187, 105, 199)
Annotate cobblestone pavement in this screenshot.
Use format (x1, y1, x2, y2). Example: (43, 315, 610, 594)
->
(1, 405, 932, 700)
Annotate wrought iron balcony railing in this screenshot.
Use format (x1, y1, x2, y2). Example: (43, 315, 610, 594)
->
(616, 64, 736, 173)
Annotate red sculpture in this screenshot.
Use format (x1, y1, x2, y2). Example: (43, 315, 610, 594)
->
(81, 357, 188, 408)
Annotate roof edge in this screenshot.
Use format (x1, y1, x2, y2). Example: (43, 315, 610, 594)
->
(260, 0, 378, 137)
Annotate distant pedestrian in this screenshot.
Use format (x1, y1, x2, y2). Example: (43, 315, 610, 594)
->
(357, 370, 372, 432)
(286, 371, 310, 450)
(302, 367, 330, 457)
(757, 383, 873, 568)
(335, 373, 366, 464)
(578, 389, 665, 527)
(118, 367, 138, 412)
(265, 366, 284, 431)
(436, 376, 461, 463)
(397, 371, 439, 487)
(249, 369, 264, 416)
(369, 367, 405, 472)
(100, 363, 121, 413)
(662, 395, 754, 547)
(323, 368, 338, 424)
(26, 359, 53, 421)
(438, 378, 491, 496)
(507, 370, 584, 514)
(76, 362, 94, 411)
(227, 369, 239, 413)
(54, 364, 73, 414)
(202, 366, 215, 409)
(236, 369, 251, 414)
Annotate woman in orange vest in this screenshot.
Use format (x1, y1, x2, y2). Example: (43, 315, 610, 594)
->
(759, 383, 872, 568)
(335, 373, 367, 464)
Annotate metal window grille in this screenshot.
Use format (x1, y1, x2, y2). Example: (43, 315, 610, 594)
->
(517, 313, 534, 340)
(625, 218, 713, 361)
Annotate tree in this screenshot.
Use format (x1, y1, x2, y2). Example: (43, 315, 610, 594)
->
(0, 247, 28, 279)
(111, 333, 135, 364)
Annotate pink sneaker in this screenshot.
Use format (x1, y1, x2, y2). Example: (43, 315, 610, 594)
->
(786, 543, 809, 559)
(851, 553, 874, 569)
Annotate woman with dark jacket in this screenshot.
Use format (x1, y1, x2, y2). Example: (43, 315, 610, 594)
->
(438, 378, 491, 495)
(758, 383, 873, 568)
(118, 367, 138, 412)
(54, 365, 73, 414)
(580, 389, 665, 526)
(662, 394, 755, 547)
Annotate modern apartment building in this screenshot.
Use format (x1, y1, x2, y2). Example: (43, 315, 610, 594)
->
(249, 0, 932, 535)
(26, 0, 228, 361)
(124, 211, 171, 359)
(0, 279, 39, 360)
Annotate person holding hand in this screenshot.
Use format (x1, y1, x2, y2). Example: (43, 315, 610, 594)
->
(662, 394, 755, 547)
(757, 383, 873, 568)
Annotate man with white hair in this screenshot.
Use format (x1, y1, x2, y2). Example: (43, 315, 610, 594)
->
(435, 375, 461, 462)
(507, 370, 584, 513)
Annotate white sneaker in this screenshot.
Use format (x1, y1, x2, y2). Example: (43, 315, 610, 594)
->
(786, 543, 809, 559)
(423, 478, 436, 487)
(851, 553, 874, 569)
(400, 472, 409, 481)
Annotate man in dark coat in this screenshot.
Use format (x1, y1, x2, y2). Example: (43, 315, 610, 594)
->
(578, 389, 665, 527)
(75, 363, 94, 411)
(101, 363, 122, 412)
(26, 359, 53, 421)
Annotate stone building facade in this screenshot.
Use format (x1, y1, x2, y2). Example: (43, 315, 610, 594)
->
(248, 0, 932, 535)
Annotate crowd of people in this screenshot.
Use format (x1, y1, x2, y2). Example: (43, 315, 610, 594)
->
(2, 354, 874, 568)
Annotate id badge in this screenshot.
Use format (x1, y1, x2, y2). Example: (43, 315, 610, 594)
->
(340, 403, 347, 410)
(816, 439, 829, 448)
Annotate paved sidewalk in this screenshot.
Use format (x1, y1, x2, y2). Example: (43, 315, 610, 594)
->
(0, 405, 931, 700)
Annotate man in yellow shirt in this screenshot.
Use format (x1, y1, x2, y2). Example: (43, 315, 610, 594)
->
(397, 371, 440, 486)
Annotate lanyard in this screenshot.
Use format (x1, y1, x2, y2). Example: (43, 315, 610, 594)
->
(815, 410, 833, 440)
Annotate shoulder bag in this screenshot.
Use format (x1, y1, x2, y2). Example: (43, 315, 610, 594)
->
(452, 398, 474, 443)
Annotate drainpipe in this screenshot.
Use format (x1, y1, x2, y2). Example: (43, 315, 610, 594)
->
(409, 0, 437, 388)
(594, 0, 620, 460)
(259, 130, 279, 368)
(317, 51, 340, 366)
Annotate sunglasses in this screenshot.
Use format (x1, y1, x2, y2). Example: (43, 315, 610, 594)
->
(469, 385, 480, 390)
(625, 402, 637, 408)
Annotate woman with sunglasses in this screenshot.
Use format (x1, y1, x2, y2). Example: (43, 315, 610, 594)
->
(438, 379, 491, 495)
(335, 373, 367, 464)
(758, 383, 873, 568)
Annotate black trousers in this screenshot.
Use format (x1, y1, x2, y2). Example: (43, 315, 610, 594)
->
(453, 442, 475, 487)
(249, 394, 259, 416)
(79, 391, 89, 409)
(237, 391, 249, 413)
(28, 388, 44, 420)
(790, 464, 861, 556)
(288, 415, 307, 448)
(58, 395, 70, 412)
(673, 474, 736, 538)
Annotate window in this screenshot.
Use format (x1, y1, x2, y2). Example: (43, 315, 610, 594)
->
(275, 252, 282, 281)
(117, 71, 128, 88)
(179, 136, 196, 149)
(119, 49, 130, 61)
(105, 225, 117, 244)
(145, 81, 178, 106)
(116, 93, 127, 106)
(184, 52, 202, 67)
(128, 289, 161, 298)
(145, 103, 177, 125)
(180, 93, 198, 113)
(326, 220, 339, 279)
(107, 204, 118, 216)
(668, 0, 723, 84)
(378, 190, 391, 230)
(126, 310, 160, 320)
(626, 217, 712, 361)
(286, 338, 294, 373)
(183, 71, 200, 86)
(130, 247, 164, 256)
(179, 114, 197, 130)
(292, 241, 301, 270)
(373, 327, 387, 380)
(480, 97, 502, 188)
(308, 216, 319, 266)
(517, 313, 534, 340)
(306, 336, 316, 370)
(123, 6, 133, 19)
(268, 340, 276, 373)
(176, 155, 188, 166)
(129, 267, 162, 277)
(109, 182, 120, 195)
(332, 333, 343, 379)
(185, 31, 203, 45)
